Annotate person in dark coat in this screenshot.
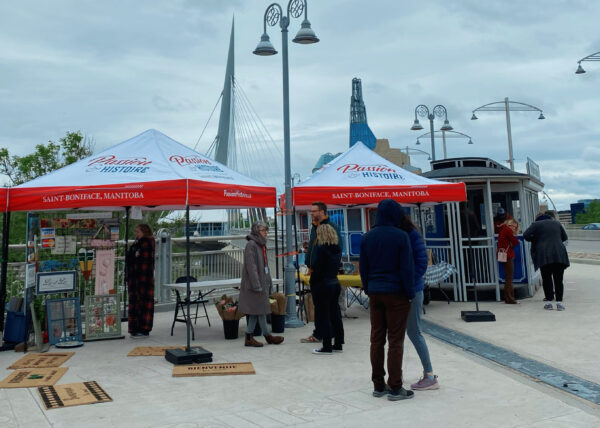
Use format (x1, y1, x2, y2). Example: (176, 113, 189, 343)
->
(127, 224, 155, 337)
(497, 218, 520, 304)
(523, 212, 570, 311)
(360, 199, 416, 401)
(310, 224, 344, 355)
(239, 221, 284, 347)
(399, 210, 439, 391)
(301, 201, 342, 344)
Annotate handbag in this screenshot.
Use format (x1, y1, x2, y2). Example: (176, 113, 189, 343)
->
(497, 248, 508, 263)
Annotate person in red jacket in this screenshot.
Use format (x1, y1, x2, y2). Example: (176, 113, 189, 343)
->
(497, 219, 520, 304)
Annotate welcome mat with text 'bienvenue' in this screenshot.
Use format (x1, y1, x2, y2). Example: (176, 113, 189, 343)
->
(8, 353, 75, 369)
(0, 367, 68, 388)
(38, 381, 112, 410)
(127, 346, 186, 357)
(172, 362, 255, 377)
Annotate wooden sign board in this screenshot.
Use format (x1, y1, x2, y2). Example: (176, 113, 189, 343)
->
(127, 346, 185, 357)
(8, 353, 74, 369)
(0, 367, 68, 388)
(38, 381, 112, 410)
(172, 362, 255, 377)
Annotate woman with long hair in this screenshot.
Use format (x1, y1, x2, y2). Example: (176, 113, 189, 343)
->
(497, 218, 520, 304)
(398, 210, 439, 390)
(239, 221, 284, 347)
(127, 224, 155, 337)
(310, 223, 344, 355)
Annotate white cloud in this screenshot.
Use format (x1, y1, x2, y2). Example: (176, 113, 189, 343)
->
(0, 0, 599, 209)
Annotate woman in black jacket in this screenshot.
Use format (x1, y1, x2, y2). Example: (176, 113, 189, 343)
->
(310, 224, 344, 355)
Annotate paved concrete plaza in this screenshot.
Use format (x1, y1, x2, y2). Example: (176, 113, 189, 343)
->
(1, 262, 599, 427)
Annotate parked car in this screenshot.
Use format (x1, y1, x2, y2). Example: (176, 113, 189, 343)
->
(582, 223, 600, 230)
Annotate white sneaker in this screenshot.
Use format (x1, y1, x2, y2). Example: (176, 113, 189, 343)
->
(544, 303, 553, 310)
(556, 302, 565, 311)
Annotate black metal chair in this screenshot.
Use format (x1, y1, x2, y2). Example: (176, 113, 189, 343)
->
(170, 276, 211, 340)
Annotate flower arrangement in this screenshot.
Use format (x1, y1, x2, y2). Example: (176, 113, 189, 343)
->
(269, 292, 287, 315)
(215, 294, 245, 321)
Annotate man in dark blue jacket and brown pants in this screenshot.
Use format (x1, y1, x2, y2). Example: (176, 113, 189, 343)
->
(360, 199, 416, 401)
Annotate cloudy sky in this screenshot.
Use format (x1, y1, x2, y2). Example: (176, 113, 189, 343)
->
(1, 0, 599, 209)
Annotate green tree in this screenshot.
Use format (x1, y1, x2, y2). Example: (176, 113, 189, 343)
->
(0, 131, 94, 256)
(0, 131, 94, 186)
(575, 200, 600, 224)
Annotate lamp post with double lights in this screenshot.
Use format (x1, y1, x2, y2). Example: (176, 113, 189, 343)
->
(575, 51, 600, 74)
(410, 105, 453, 161)
(471, 98, 545, 171)
(416, 130, 473, 160)
(253, 0, 319, 327)
(403, 146, 431, 160)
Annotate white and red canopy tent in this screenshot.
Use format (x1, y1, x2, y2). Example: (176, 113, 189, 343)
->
(6, 129, 276, 212)
(0, 129, 276, 352)
(290, 141, 466, 207)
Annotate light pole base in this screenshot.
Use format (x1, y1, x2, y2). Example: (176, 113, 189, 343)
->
(285, 313, 305, 328)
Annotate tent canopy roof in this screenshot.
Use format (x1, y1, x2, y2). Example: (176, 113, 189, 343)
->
(6, 129, 276, 212)
(290, 141, 466, 208)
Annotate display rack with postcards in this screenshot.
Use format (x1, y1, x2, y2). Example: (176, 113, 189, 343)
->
(24, 211, 124, 348)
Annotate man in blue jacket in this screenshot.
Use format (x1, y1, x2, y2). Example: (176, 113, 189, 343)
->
(359, 199, 416, 401)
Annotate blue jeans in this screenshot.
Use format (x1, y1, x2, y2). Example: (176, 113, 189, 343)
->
(246, 314, 269, 336)
(406, 290, 433, 373)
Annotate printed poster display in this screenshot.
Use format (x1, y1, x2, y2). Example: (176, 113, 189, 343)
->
(94, 249, 115, 294)
(85, 294, 121, 341)
(36, 271, 77, 294)
(25, 263, 36, 288)
(40, 227, 56, 248)
(51, 236, 77, 255)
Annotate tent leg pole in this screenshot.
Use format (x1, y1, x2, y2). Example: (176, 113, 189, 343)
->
(274, 206, 279, 292)
(185, 205, 191, 352)
(122, 207, 130, 322)
(0, 211, 10, 331)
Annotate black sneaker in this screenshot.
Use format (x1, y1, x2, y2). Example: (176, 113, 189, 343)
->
(332, 345, 343, 353)
(388, 387, 414, 401)
(312, 348, 332, 355)
(372, 385, 390, 397)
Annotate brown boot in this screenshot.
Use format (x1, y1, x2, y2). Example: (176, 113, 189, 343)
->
(264, 334, 284, 345)
(245, 333, 263, 347)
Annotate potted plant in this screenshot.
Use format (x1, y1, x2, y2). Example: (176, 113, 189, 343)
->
(215, 294, 244, 339)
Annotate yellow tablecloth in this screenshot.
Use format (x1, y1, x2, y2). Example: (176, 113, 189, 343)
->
(299, 273, 362, 288)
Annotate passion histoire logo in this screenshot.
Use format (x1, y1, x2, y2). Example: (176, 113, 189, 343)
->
(86, 155, 152, 174)
(336, 163, 405, 180)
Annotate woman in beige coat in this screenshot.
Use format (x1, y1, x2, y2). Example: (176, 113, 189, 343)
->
(239, 221, 284, 347)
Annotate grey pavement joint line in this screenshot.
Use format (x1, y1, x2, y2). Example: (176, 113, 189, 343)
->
(422, 319, 600, 405)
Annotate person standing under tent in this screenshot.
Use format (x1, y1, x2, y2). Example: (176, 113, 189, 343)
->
(360, 199, 416, 401)
(301, 201, 342, 344)
(239, 221, 284, 347)
(310, 224, 344, 355)
(398, 209, 440, 390)
(523, 211, 570, 311)
(497, 218, 520, 304)
(127, 224, 155, 337)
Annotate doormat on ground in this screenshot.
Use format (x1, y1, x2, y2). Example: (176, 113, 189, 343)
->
(38, 381, 112, 410)
(172, 362, 255, 377)
(127, 346, 186, 356)
(0, 367, 68, 388)
(8, 353, 75, 369)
